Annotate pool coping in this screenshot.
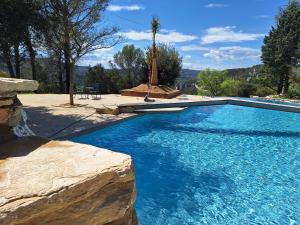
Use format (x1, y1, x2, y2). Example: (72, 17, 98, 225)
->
(119, 97, 300, 114)
(60, 97, 300, 140)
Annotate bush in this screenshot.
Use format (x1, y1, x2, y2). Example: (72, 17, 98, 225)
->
(220, 79, 240, 96)
(197, 69, 228, 96)
(254, 87, 276, 97)
(238, 82, 257, 97)
(0, 71, 9, 78)
(285, 84, 300, 98)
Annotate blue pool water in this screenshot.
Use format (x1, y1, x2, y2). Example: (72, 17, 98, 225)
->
(241, 97, 300, 107)
(72, 105, 300, 225)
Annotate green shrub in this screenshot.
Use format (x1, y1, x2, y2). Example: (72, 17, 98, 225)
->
(254, 87, 276, 97)
(197, 69, 228, 96)
(220, 79, 240, 96)
(285, 84, 300, 98)
(238, 82, 257, 97)
(0, 71, 9, 78)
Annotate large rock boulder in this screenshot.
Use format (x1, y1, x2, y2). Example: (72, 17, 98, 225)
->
(0, 78, 39, 95)
(0, 137, 137, 225)
(0, 78, 38, 143)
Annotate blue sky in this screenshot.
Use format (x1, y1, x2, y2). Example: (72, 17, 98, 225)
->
(80, 0, 289, 70)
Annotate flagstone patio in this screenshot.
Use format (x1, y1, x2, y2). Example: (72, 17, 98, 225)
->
(19, 94, 209, 139)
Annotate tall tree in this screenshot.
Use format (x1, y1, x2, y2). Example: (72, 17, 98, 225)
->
(0, 1, 15, 77)
(43, 0, 120, 105)
(146, 44, 182, 86)
(261, 27, 287, 94)
(0, 0, 45, 80)
(85, 64, 125, 94)
(112, 45, 147, 88)
(277, 0, 300, 93)
(262, 0, 300, 94)
(150, 16, 160, 86)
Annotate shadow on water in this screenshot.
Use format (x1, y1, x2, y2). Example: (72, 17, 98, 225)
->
(72, 105, 237, 222)
(116, 142, 237, 220)
(162, 125, 300, 139)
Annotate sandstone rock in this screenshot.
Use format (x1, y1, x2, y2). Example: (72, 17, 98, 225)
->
(0, 137, 137, 225)
(119, 106, 135, 113)
(0, 99, 13, 107)
(0, 92, 16, 99)
(107, 207, 138, 225)
(0, 108, 9, 124)
(96, 105, 120, 115)
(0, 100, 22, 128)
(0, 78, 39, 94)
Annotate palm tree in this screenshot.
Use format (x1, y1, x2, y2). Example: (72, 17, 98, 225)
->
(150, 16, 160, 86)
(151, 16, 160, 47)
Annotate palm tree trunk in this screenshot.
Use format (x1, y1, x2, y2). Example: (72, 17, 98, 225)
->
(150, 45, 158, 86)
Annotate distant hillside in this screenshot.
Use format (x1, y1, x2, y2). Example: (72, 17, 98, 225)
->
(0, 58, 262, 84)
(74, 67, 202, 85)
(226, 64, 263, 81)
(179, 69, 200, 81)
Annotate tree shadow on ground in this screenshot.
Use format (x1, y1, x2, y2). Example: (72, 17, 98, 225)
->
(23, 106, 121, 139)
(0, 136, 49, 159)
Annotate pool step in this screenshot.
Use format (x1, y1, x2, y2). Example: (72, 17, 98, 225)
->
(134, 107, 186, 114)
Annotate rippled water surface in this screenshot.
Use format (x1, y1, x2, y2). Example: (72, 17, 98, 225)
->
(73, 105, 300, 225)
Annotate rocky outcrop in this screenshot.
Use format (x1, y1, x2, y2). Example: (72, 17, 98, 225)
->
(0, 78, 38, 143)
(0, 78, 138, 225)
(0, 137, 137, 225)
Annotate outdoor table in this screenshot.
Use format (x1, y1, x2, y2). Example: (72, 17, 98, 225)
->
(85, 87, 94, 99)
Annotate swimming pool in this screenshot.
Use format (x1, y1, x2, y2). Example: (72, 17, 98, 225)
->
(242, 97, 300, 107)
(73, 105, 300, 225)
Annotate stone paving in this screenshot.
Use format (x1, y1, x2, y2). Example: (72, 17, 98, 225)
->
(19, 94, 209, 139)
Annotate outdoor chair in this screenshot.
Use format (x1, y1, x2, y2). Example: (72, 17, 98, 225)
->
(89, 83, 101, 100)
(74, 87, 88, 99)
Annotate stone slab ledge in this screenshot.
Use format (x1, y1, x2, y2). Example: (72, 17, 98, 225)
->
(0, 137, 137, 225)
(0, 78, 39, 94)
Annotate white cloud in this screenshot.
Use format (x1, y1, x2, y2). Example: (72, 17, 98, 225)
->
(180, 45, 210, 52)
(120, 30, 198, 43)
(203, 46, 261, 61)
(201, 26, 264, 44)
(107, 4, 144, 12)
(254, 15, 270, 19)
(184, 55, 192, 59)
(182, 62, 203, 70)
(205, 3, 229, 8)
(79, 48, 114, 67)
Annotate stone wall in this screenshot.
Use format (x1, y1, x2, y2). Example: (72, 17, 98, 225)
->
(0, 78, 138, 225)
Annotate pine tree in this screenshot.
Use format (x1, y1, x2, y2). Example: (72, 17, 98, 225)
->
(262, 0, 300, 94)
